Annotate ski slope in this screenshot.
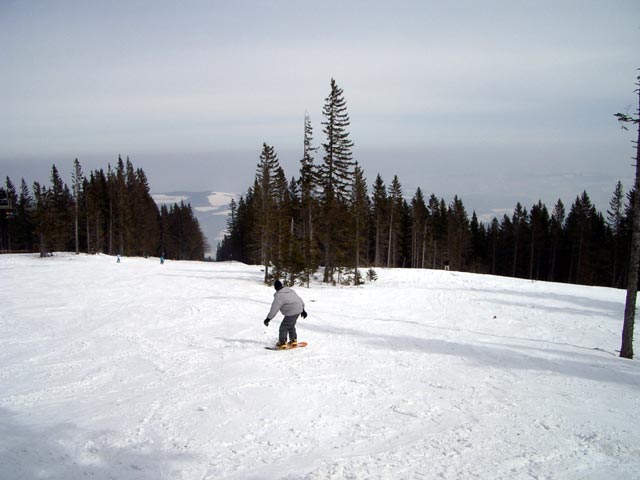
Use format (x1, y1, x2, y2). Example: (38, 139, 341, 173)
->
(0, 253, 638, 479)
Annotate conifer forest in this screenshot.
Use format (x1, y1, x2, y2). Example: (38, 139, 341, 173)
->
(216, 78, 638, 290)
(0, 156, 207, 260)
(1, 78, 637, 292)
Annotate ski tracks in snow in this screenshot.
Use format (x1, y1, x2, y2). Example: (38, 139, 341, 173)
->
(1, 255, 638, 479)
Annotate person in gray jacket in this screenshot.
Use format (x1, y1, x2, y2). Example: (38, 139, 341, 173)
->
(263, 280, 307, 348)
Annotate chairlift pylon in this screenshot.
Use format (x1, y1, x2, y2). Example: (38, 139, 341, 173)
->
(0, 189, 17, 219)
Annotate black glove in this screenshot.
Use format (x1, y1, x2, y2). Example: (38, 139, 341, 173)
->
(264, 318, 270, 327)
(301, 310, 307, 319)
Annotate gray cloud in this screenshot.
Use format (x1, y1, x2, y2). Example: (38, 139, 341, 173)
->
(1, 0, 638, 219)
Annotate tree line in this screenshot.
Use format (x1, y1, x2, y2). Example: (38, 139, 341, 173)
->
(217, 78, 634, 290)
(0, 156, 207, 260)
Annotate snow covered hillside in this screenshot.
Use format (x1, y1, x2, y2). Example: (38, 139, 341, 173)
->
(1, 253, 638, 479)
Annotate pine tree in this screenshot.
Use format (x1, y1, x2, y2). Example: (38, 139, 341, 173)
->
(0, 178, 18, 251)
(254, 143, 281, 283)
(320, 79, 355, 203)
(428, 196, 448, 269)
(410, 188, 428, 269)
(529, 201, 550, 280)
(72, 159, 84, 254)
(15, 179, 35, 251)
(299, 112, 320, 286)
(115, 157, 128, 255)
(469, 211, 486, 273)
(351, 163, 369, 283)
(319, 79, 355, 283)
(32, 181, 51, 256)
(511, 203, 528, 277)
(607, 181, 626, 287)
(447, 196, 471, 271)
(371, 175, 388, 268)
(549, 199, 565, 281)
(489, 217, 499, 275)
(270, 166, 290, 281)
(565, 192, 598, 284)
(48, 165, 73, 252)
(386, 175, 403, 268)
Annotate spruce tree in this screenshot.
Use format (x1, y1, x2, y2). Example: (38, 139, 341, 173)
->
(16, 179, 35, 252)
(511, 203, 528, 277)
(254, 143, 281, 283)
(0, 178, 18, 251)
(386, 175, 403, 268)
(351, 163, 369, 284)
(32, 181, 51, 256)
(371, 175, 388, 268)
(447, 196, 471, 271)
(549, 199, 565, 282)
(607, 181, 625, 287)
(49, 165, 73, 252)
(319, 79, 355, 283)
(72, 159, 84, 254)
(410, 188, 428, 269)
(529, 201, 550, 280)
(299, 112, 320, 286)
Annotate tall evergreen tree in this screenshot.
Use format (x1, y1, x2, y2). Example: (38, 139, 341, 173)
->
(72, 159, 84, 254)
(371, 175, 388, 268)
(298, 113, 320, 286)
(49, 165, 74, 251)
(529, 201, 550, 280)
(254, 143, 281, 283)
(386, 175, 403, 268)
(511, 203, 528, 277)
(549, 199, 565, 282)
(319, 79, 355, 282)
(410, 188, 428, 269)
(350, 163, 369, 283)
(565, 192, 597, 284)
(447, 196, 471, 271)
(0, 178, 18, 251)
(489, 217, 500, 275)
(15, 179, 35, 251)
(607, 181, 626, 287)
(32, 181, 51, 256)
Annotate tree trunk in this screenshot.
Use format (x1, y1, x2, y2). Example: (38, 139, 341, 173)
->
(621, 78, 640, 359)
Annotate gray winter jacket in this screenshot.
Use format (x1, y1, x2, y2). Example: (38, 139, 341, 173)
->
(267, 287, 305, 320)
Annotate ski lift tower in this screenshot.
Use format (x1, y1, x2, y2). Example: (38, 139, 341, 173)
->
(0, 181, 16, 219)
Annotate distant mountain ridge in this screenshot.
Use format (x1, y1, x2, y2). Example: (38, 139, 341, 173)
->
(152, 191, 238, 257)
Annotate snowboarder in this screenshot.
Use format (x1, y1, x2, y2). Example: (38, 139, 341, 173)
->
(263, 280, 307, 349)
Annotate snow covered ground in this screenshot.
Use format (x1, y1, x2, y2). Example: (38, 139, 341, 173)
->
(1, 253, 638, 479)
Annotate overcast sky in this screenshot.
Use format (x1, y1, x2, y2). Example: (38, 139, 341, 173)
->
(1, 0, 639, 218)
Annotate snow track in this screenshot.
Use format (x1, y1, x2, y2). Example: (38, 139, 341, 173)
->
(0, 253, 638, 479)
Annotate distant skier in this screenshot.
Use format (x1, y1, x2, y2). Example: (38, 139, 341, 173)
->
(263, 280, 307, 349)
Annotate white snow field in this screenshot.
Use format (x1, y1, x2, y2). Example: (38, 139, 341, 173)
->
(1, 253, 638, 480)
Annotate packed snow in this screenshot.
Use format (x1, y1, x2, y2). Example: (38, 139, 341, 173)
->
(1, 253, 638, 479)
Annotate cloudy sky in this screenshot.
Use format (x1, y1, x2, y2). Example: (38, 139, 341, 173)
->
(1, 0, 639, 218)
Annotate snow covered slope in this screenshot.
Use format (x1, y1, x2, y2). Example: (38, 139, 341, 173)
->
(0, 253, 638, 479)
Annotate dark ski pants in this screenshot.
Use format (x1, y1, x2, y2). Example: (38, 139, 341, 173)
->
(279, 314, 299, 344)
